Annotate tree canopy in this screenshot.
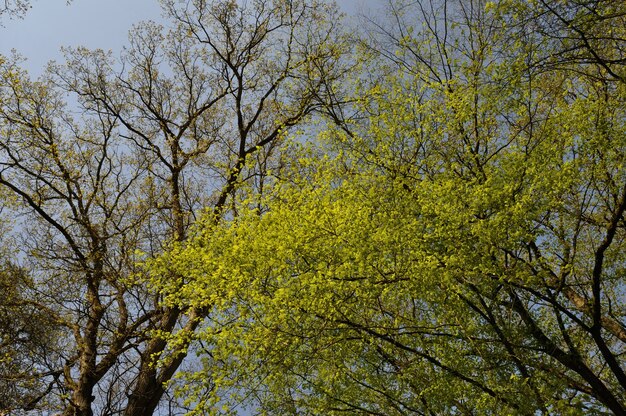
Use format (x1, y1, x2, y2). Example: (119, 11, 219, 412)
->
(2, 0, 626, 415)
(151, 0, 626, 414)
(0, 0, 349, 414)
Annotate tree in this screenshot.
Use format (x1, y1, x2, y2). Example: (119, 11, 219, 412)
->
(153, 0, 626, 414)
(510, 0, 626, 82)
(0, 0, 29, 19)
(0, 0, 350, 414)
(0, 261, 63, 414)
(0, 0, 74, 21)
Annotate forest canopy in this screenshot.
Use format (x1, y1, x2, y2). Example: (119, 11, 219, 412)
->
(1, 0, 626, 415)
(152, 0, 626, 414)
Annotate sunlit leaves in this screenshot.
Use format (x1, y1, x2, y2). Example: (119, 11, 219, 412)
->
(153, 2, 626, 413)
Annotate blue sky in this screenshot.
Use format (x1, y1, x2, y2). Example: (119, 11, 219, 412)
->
(0, 0, 374, 77)
(0, 0, 163, 75)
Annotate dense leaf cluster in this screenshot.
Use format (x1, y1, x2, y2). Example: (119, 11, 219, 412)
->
(153, 0, 626, 414)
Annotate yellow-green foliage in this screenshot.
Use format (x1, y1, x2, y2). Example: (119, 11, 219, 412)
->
(148, 2, 626, 414)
